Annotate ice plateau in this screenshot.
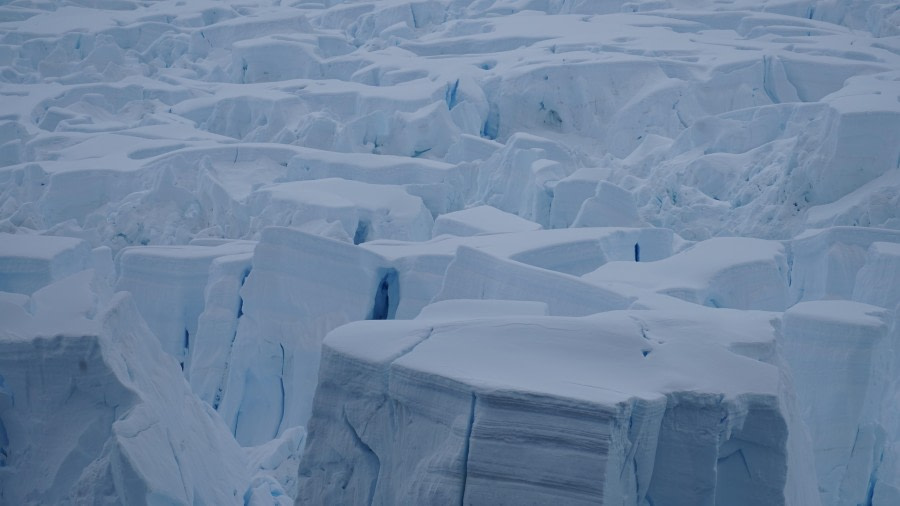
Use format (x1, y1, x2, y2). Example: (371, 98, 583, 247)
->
(1, 0, 900, 505)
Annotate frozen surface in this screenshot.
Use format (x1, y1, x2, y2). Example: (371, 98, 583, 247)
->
(1, 0, 900, 504)
(0, 233, 91, 294)
(431, 204, 542, 238)
(0, 273, 254, 504)
(583, 237, 790, 310)
(248, 178, 434, 243)
(298, 307, 810, 506)
(781, 301, 893, 506)
(216, 227, 391, 446)
(0, 235, 298, 505)
(853, 242, 900, 310)
(115, 240, 256, 368)
(787, 226, 900, 303)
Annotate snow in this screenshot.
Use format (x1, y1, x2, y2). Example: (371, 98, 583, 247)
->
(432, 204, 542, 237)
(853, 242, 900, 310)
(2, 0, 900, 504)
(416, 298, 549, 319)
(0, 277, 254, 505)
(247, 178, 434, 243)
(583, 236, 790, 310)
(0, 233, 92, 294)
(787, 226, 900, 303)
(300, 306, 801, 505)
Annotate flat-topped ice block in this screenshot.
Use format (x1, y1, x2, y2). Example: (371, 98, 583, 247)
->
(0, 233, 91, 294)
(248, 178, 434, 243)
(298, 306, 810, 505)
(431, 205, 541, 238)
(473, 133, 576, 227)
(572, 181, 645, 229)
(284, 145, 471, 216)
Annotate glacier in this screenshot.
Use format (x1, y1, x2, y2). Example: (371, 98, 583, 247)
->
(1, 0, 899, 504)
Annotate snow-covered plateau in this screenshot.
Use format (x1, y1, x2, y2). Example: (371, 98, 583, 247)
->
(1, 0, 899, 504)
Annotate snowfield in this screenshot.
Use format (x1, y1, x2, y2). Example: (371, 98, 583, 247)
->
(1, 0, 899, 504)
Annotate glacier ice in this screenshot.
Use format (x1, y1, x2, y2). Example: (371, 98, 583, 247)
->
(115, 241, 256, 369)
(781, 300, 892, 506)
(297, 306, 810, 505)
(432, 204, 542, 237)
(0, 233, 92, 294)
(0, 271, 253, 505)
(1, 0, 900, 504)
(216, 226, 392, 445)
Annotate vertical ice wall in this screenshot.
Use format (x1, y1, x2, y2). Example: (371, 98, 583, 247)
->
(781, 301, 892, 505)
(0, 285, 254, 504)
(216, 227, 392, 445)
(115, 242, 256, 371)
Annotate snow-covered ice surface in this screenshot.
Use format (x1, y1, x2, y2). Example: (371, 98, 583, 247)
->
(1, 0, 900, 504)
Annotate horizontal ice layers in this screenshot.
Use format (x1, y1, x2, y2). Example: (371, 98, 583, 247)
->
(1, 0, 900, 504)
(298, 306, 807, 505)
(25, 219, 893, 505)
(0, 233, 92, 294)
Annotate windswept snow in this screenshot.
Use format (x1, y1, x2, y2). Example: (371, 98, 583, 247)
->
(1, 0, 900, 504)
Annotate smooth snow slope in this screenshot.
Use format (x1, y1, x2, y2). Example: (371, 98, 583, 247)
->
(1, 0, 899, 505)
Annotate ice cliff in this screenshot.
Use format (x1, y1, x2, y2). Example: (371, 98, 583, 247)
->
(0, 240, 293, 504)
(1, 0, 900, 504)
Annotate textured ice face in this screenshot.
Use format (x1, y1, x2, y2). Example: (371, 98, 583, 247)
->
(0, 272, 253, 504)
(2, 0, 900, 505)
(298, 307, 794, 506)
(0, 239, 306, 505)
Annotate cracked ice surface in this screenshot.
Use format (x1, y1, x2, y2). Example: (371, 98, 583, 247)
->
(1, 0, 900, 504)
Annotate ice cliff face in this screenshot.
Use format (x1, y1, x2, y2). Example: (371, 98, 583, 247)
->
(1, 0, 900, 504)
(0, 254, 251, 504)
(298, 307, 799, 505)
